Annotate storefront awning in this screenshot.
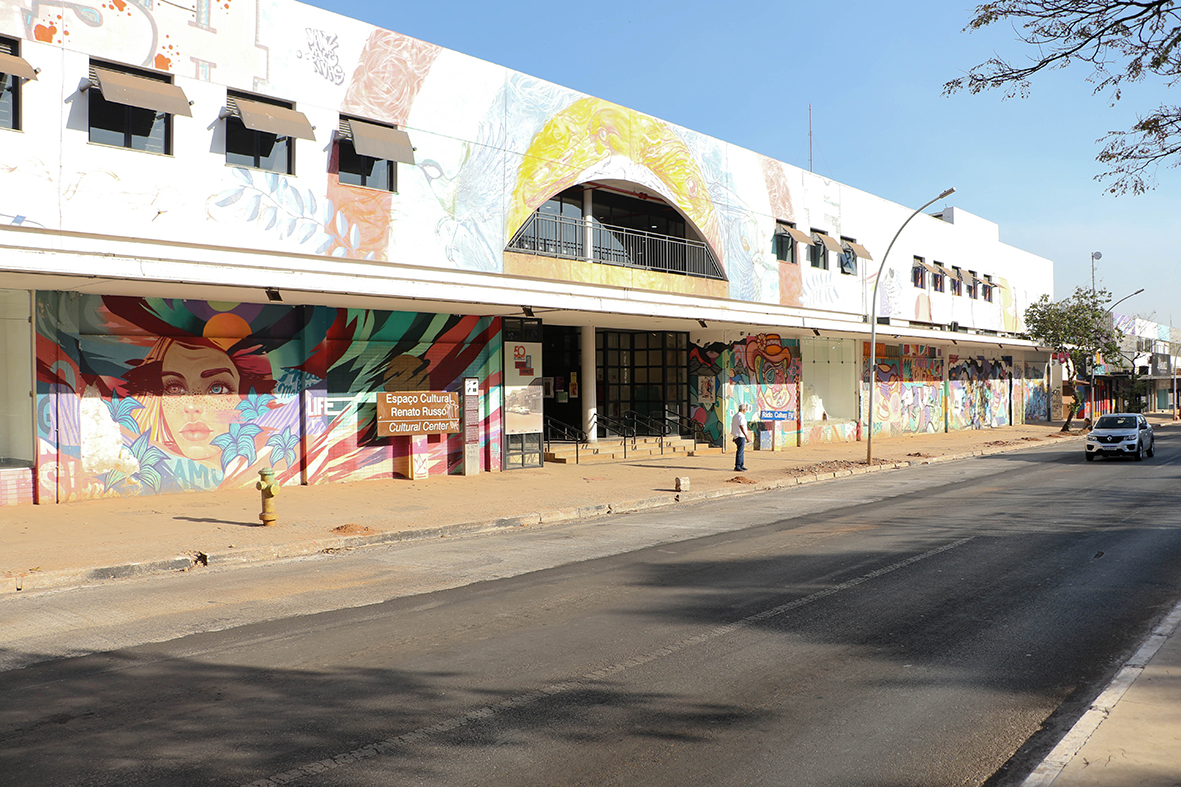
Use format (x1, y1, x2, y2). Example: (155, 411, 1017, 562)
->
(340, 117, 415, 164)
(812, 232, 844, 254)
(0, 52, 37, 81)
(775, 225, 815, 245)
(91, 67, 192, 117)
(227, 97, 315, 140)
(843, 241, 873, 260)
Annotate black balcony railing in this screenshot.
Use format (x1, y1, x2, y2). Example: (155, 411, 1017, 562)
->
(507, 212, 726, 281)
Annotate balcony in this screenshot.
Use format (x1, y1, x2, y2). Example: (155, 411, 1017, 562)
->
(507, 212, 726, 281)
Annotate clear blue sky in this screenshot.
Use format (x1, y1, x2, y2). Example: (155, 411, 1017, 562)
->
(307, 0, 1180, 327)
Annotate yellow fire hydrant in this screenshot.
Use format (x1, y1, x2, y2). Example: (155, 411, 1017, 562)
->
(256, 468, 278, 526)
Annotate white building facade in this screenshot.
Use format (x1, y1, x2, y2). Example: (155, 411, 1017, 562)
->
(0, 0, 1053, 505)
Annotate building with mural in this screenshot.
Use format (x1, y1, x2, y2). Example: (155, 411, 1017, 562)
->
(0, 0, 1055, 506)
(1072, 313, 1180, 420)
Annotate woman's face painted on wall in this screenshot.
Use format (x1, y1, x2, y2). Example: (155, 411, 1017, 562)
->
(159, 343, 242, 461)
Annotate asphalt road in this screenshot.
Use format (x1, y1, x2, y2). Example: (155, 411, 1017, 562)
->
(3, 431, 1181, 787)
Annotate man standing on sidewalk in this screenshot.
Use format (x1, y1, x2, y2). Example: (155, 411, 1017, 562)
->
(732, 403, 750, 472)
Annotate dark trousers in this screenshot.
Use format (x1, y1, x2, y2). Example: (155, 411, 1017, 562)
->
(734, 436, 746, 469)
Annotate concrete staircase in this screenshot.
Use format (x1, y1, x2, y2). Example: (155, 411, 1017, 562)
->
(544, 435, 720, 464)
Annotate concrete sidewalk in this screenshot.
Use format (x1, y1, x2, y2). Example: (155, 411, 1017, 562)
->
(2, 419, 1179, 786)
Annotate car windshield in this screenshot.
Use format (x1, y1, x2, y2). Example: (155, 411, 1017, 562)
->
(1095, 415, 1136, 429)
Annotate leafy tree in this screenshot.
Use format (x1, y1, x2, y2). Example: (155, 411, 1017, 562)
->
(1024, 286, 1122, 429)
(945, 1, 1181, 194)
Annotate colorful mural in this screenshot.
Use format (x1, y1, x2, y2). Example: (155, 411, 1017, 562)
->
(947, 356, 1011, 430)
(35, 294, 499, 501)
(3, 0, 1046, 320)
(1022, 363, 1049, 422)
(862, 345, 945, 438)
(690, 334, 801, 450)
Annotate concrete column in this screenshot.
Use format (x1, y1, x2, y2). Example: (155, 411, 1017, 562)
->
(581, 325, 598, 443)
(582, 187, 594, 262)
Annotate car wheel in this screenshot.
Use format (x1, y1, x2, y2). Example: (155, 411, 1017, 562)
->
(1084, 452, 1094, 462)
(1147, 440, 1155, 458)
(1135, 442, 1144, 461)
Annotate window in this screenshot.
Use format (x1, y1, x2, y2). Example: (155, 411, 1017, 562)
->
(809, 230, 839, 270)
(912, 256, 926, 288)
(982, 274, 994, 302)
(967, 270, 979, 299)
(949, 266, 962, 296)
(772, 223, 796, 264)
(336, 116, 414, 192)
(0, 38, 35, 131)
(837, 236, 859, 275)
(86, 62, 190, 153)
(223, 92, 315, 174)
(932, 268, 945, 292)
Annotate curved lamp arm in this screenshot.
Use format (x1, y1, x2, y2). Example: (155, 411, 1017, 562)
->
(866, 187, 956, 464)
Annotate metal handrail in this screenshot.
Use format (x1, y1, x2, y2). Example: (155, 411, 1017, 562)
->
(544, 415, 587, 465)
(506, 212, 726, 281)
(623, 409, 667, 455)
(589, 412, 636, 458)
(663, 407, 711, 453)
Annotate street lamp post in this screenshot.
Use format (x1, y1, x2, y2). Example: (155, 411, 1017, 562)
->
(1090, 251, 1101, 294)
(1090, 287, 1144, 420)
(866, 187, 956, 465)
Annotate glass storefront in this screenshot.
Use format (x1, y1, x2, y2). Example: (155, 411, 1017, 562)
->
(597, 330, 689, 432)
(799, 337, 858, 424)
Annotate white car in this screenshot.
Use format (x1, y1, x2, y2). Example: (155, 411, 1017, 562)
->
(1084, 413, 1155, 461)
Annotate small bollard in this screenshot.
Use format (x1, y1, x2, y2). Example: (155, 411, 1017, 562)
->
(675, 476, 690, 492)
(256, 467, 279, 526)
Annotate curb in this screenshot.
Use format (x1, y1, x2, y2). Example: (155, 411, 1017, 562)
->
(1020, 598, 1181, 787)
(2, 433, 1082, 596)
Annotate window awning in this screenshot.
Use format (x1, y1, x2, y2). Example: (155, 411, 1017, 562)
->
(227, 97, 315, 140)
(844, 241, 873, 260)
(341, 117, 415, 164)
(0, 52, 36, 81)
(775, 225, 814, 245)
(812, 232, 843, 254)
(91, 67, 191, 117)
(932, 263, 955, 278)
(916, 260, 941, 275)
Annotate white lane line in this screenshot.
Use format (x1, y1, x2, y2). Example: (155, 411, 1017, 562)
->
(239, 536, 976, 787)
(1021, 597, 1181, 787)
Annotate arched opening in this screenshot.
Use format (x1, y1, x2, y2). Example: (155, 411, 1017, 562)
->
(507, 181, 726, 281)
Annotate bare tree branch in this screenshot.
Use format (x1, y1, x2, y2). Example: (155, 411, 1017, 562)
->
(946, 1, 1181, 192)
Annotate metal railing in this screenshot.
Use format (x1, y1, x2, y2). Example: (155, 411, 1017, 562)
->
(589, 412, 636, 458)
(623, 410, 668, 455)
(663, 407, 713, 453)
(544, 415, 586, 465)
(507, 212, 726, 281)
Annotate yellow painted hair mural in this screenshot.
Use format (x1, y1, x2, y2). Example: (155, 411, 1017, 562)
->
(508, 98, 723, 268)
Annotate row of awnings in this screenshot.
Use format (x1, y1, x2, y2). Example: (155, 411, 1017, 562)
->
(29, 61, 417, 163)
(915, 259, 1005, 289)
(775, 225, 873, 260)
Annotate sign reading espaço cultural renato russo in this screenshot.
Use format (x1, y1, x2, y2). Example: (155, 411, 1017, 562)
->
(376, 391, 461, 437)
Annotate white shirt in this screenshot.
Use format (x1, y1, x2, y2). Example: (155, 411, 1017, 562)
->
(731, 409, 749, 439)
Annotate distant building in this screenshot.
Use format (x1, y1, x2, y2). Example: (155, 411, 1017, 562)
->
(0, 0, 1054, 505)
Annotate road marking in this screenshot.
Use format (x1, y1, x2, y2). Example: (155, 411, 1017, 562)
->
(238, 536, 976, 787)
(1020, 597, 1181, 787)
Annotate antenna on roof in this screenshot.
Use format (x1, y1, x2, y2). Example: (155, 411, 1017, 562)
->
(809, 104, 813, 173)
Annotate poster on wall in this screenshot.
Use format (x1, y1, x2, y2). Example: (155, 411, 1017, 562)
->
(505, 341, 543, 435)
(697, 376, 716, 405)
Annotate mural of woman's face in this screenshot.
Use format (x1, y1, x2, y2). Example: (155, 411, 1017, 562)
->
(159, 343, 242, 462)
